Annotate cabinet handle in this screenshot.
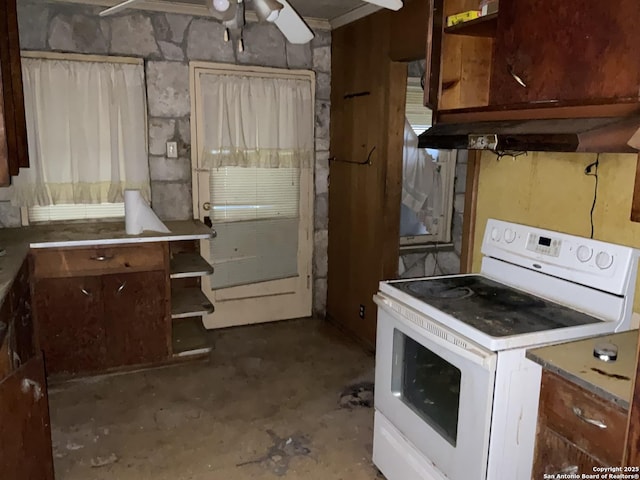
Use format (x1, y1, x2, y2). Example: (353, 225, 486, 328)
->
(116, 281, 127, 294)
(81, 288, 92, 297)
(508, 65, 527, 88)
(21, 378, 43, 401)
(90, 255, 113, 261)
(572, 406, 607, 429)
(552, 465, 579, 475)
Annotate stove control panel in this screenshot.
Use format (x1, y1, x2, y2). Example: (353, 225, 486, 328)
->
(482, 218, 640, 296)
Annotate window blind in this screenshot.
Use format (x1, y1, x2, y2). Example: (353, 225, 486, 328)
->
(28, 203, 125, 223)
(405, 80, 433, 135)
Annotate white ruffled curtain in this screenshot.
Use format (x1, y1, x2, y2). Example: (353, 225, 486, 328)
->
(12, 58, 150, 207)
(199, 74, 313, 169)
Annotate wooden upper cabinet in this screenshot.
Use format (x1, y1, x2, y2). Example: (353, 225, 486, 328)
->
(429, 0, 640, 117)
(490, 0, 640, 107)
(0, 0, 28, 186)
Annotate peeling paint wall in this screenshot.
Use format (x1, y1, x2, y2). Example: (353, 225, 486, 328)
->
(472, 151, 640, 311)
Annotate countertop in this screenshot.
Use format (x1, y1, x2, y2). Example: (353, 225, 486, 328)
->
(0, 219, 215, 347)
(526, 330, 638, 410)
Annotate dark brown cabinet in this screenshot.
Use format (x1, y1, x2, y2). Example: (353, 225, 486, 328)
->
(32, 243, 171, 375)
(0, 0, 28, 185)
(0, 356, 54, 480)
(490, 0, 640, 107)
(34, 276, 106, 373)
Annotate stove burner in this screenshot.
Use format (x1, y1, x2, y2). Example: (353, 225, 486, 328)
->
(392, 275, 602, 337)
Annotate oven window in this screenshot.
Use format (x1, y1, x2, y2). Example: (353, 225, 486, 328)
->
(392, 329, 461, 446)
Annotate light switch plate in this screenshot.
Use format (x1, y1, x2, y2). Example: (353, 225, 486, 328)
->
(166, 141, 178, 158)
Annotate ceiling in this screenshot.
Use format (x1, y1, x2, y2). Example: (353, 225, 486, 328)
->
(158, 0, 372, 22)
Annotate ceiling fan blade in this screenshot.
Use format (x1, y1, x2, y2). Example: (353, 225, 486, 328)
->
(99, 0, 144, 17)
(273, 0, 314, 44)
(362, 0, 403, 11)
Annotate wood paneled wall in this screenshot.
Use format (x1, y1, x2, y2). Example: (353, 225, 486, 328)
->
(327, 0, 430, 347)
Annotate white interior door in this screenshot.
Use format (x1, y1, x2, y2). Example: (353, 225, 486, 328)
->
(190, 63, 314, 329)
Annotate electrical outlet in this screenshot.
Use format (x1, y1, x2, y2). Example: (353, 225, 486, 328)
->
(166, 141, 178, 158)
(359, 304, 365, 319)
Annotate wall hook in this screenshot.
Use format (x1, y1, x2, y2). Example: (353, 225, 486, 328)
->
(329, 146, 376, 166)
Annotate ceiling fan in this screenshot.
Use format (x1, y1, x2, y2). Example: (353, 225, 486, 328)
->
(99, 0, 403, 45)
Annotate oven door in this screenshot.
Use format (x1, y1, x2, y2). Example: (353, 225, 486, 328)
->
(374, 294, 497, 480)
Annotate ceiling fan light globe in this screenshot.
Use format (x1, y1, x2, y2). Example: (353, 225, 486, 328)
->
(253, 0, 284, 22)
(213, 0, 231, 12)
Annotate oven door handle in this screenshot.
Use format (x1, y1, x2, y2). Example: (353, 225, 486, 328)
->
(374, 294, 496, 371)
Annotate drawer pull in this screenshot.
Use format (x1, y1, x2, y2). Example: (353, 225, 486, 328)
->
(21, 378, 43, 401)
(552, 465, 578, 475)
(116, 282, 127, 294)
(90, 255, 113, 261)
(572, 406, 607, 429)
(81, 288, 92, 297)
(508, 65, 527, 88)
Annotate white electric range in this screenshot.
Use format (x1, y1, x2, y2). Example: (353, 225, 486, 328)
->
(373, 219, 639, 480)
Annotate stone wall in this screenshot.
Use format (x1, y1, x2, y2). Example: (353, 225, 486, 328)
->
(10, 0, 331, 315)
(399, 150, 467, 278)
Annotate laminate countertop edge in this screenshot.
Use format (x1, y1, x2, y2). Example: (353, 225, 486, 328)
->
(526, 329, 638, 412)
(0, 219, 215, 348)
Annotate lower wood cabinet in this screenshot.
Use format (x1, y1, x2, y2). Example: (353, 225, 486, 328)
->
(532, 371, 627, 476)
(0, 356, 54, 480)
(32, 243, 171, 375)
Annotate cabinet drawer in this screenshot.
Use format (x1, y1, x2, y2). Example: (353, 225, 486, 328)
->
(32, 243, 165, 278)
(538, 371, 627, 465)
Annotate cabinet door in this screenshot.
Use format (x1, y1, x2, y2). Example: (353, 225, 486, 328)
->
(532, 425, 602, 477)
(0, 356, 54, 480)
(490, 0, 640, 106)
(102, 271, 170, 367)
(33, 276, 106, 374)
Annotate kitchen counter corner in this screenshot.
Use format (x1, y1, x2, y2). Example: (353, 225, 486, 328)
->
(526, 330, 638, 410)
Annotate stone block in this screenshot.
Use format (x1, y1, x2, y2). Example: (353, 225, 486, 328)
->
(158, 41, 185, 61)
(110, 14, 160, 57)
(314, 192, 328, 231)
(177, 117, 191, 146)
(315, 151, 329, 195)
(311, 30, 331, 48)
(402, 256, 426, 279)
(316, 71, 331, 101)
(313, 278, 327, 316)
(424, 254, 440, 277)
(150, 181, 192, 220)
(0, 201, 22, 228)
(455, 162, 467, 194)
(17, 2, 50, 50)
(436, 251, 461, 275)
(407, 59, 425, 78)
(165, 13, 192, 44)
(312, 46, 331, 73)
(146, 61, 190, 118)
(314, 229, 328, 278)
(149, 118, 176, 156)
(315, 100, 330, 142)
(149, 156, 192, 182)
(454, 192, 465, 214)
(49, 13, 109, 53)
(286, 43, 312, 69)
(186, 18, 235, 63)
(151, 14, 171, 42)
(236, 23, 287, 68)
(315, 137, 330, 152)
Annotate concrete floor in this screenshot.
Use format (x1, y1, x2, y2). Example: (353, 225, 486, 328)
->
(48, 318, 380, 480)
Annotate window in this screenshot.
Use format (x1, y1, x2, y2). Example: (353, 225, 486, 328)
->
(400, 77, 456, 246)
(14, 52, 149, 224)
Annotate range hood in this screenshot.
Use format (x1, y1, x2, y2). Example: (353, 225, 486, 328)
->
(417, 115, 640, 153)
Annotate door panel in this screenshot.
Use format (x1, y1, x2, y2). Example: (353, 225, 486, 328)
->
(0, 356, 54, 480)
(33, 276, 105, 373)
(191, 64, 314, 329)
(102, 271, 170, 366)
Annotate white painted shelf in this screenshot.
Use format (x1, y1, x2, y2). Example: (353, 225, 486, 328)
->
(172, 317, 212, 357)
(171, 287, 214, 319)
(170, 252, 214, 279)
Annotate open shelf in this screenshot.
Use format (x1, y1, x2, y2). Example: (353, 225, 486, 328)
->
(444, 13, 498, 38)
(170, 252, 214, 279)
(172, 317, 212, 357)
(171, 287, 214, 319)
